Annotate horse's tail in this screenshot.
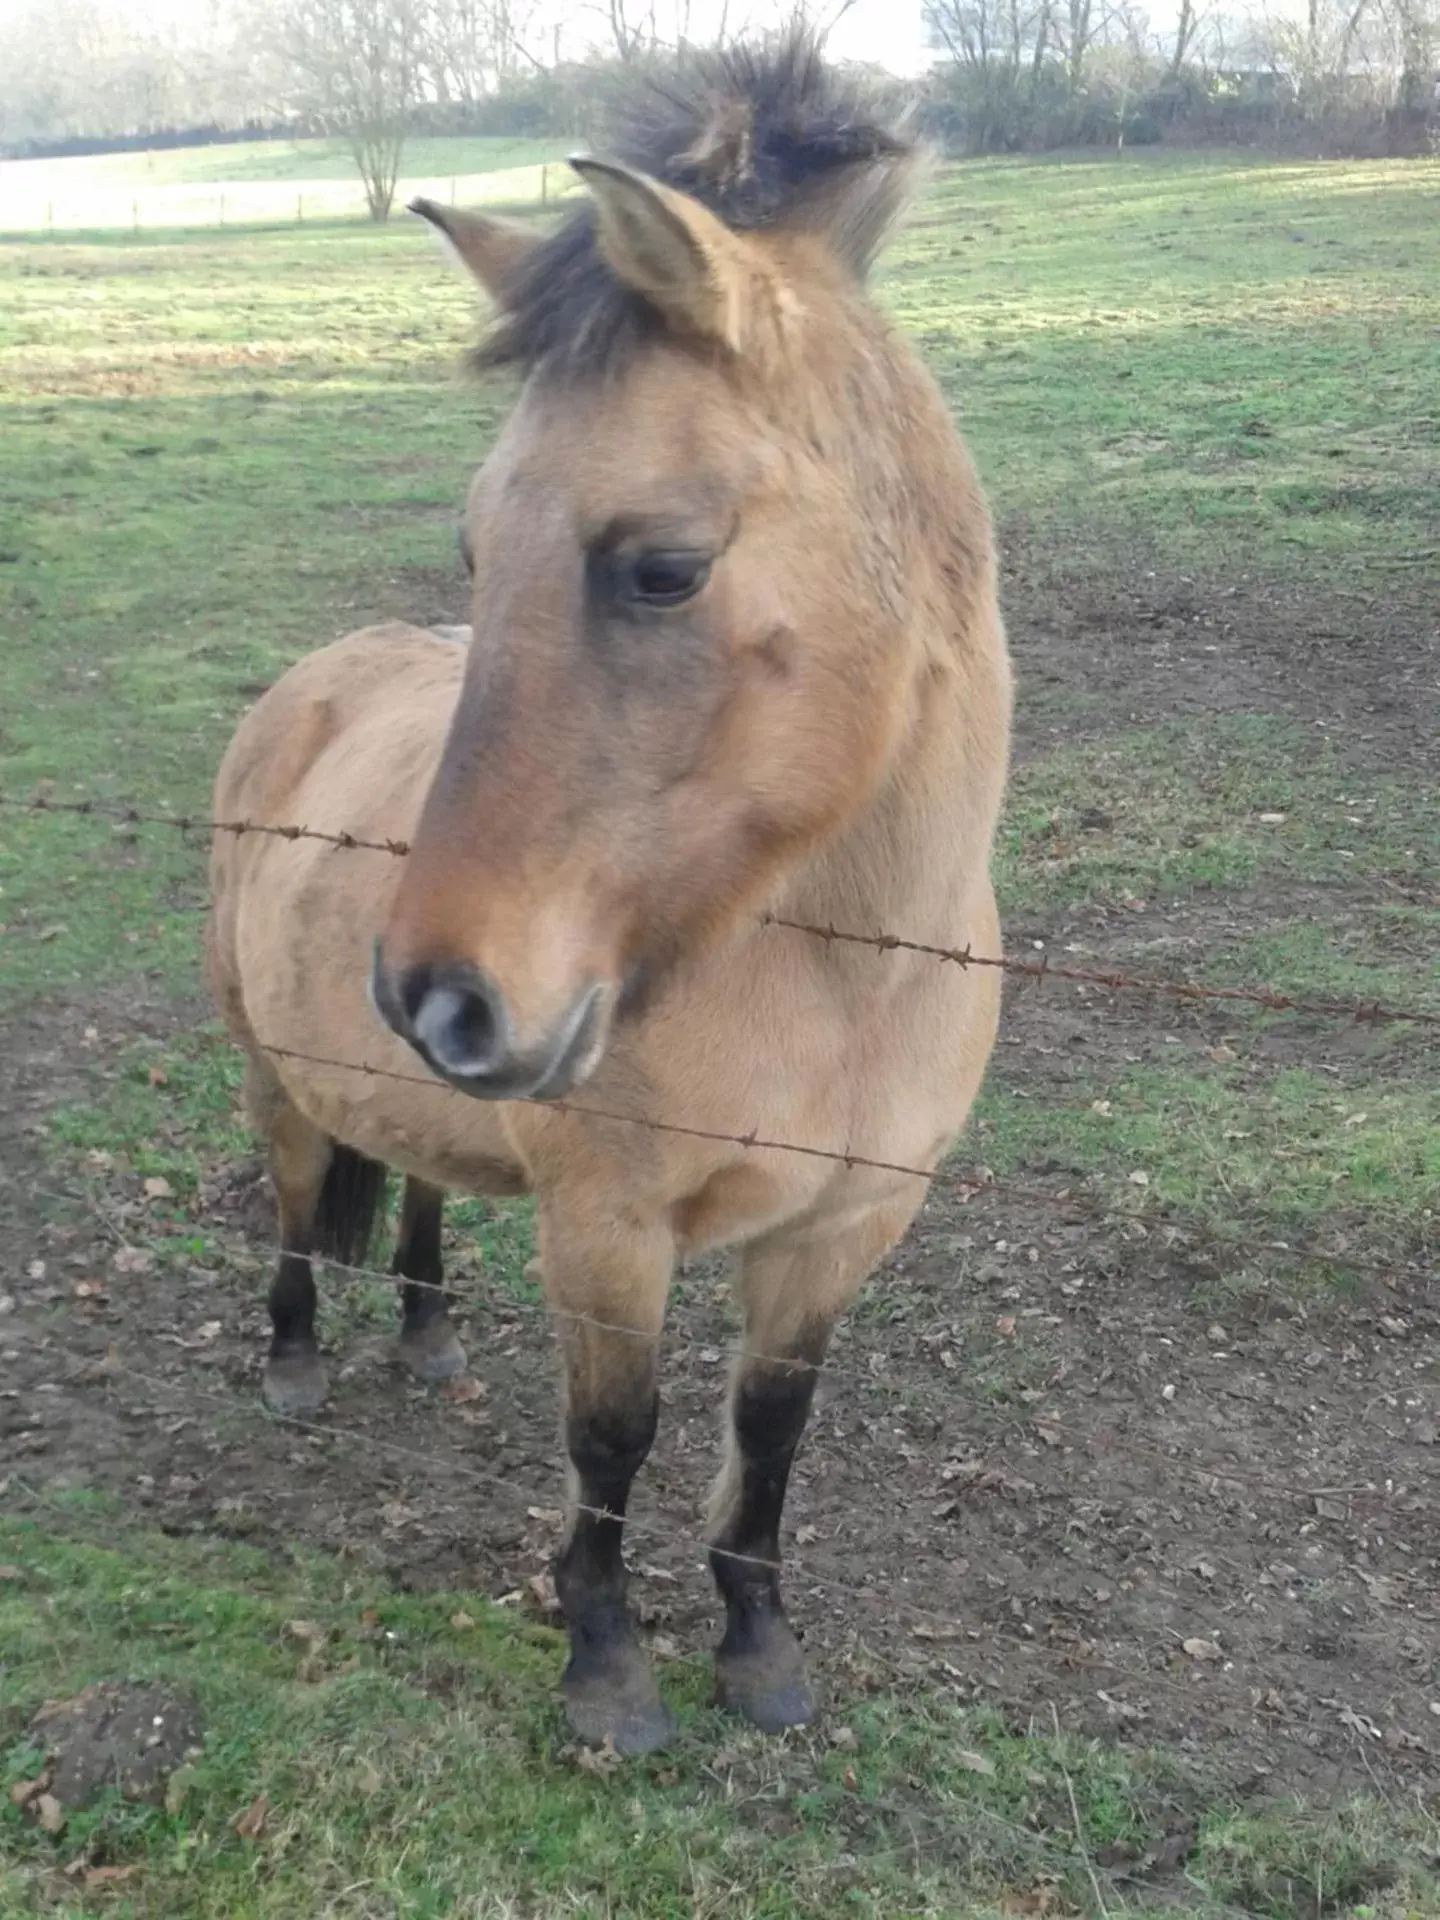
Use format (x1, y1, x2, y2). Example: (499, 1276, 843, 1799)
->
(314, 1144, 388, 1269)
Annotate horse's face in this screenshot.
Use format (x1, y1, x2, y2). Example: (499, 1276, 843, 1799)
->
(376, 169, 918, 1100)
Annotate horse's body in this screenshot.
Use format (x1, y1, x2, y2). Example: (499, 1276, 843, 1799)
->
(209, 36, 1011, 1754)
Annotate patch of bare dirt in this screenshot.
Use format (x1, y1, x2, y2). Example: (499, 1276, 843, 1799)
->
(13, 1684, 203, 1824)
(1001, 529, 1439, 776)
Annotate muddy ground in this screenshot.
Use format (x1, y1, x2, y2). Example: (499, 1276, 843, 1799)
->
(2, 558, 1436, 1824)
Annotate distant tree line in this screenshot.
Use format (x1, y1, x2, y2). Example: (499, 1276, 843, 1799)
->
(921, 0, 1438, 153)
(2, 0, 1434, 202)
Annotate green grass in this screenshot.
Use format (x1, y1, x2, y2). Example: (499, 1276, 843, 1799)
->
(3, 149, 1438, 1912)
(4, 1511, 1434, 1918)
(0, 137, 579, 234)
(896, 153, 1440, 573)
(974, 1063, 1439, 1270)
(3, 136, 570, 190)
(997, 715, 1439, 922)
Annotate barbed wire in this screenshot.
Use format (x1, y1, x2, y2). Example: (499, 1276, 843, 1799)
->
(7, 788, 1437, 1028)
(0, 791, 412, 857)
(760, 915, 1440, 1029)
(257, 1037, 1434, 1291)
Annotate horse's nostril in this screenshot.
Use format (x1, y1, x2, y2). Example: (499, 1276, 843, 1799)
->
(397, 962, 433, 1026)
(407, 967, 508, 1079)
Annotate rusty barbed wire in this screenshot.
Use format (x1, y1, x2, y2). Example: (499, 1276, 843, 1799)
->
(0, 791, 412, 857)
(7, 786, 1437, 1028)
(760, 916, 1440, 1030)
(256, 1040, 1435, 1294)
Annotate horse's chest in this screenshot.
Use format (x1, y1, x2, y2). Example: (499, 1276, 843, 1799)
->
(672, 1158, 799, 1257)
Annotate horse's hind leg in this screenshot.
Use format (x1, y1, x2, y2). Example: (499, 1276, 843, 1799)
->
(247, 1058, 334, 1418)
(392, 1177, 467, 1383)
(244, 1055, 386, 1417)
(710, 1196, 918, 1732)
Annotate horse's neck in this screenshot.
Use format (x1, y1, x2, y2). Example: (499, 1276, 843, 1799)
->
(774, 647, 1007, 946)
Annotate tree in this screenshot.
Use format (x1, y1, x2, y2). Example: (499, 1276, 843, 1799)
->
(273, 0, 424, 219)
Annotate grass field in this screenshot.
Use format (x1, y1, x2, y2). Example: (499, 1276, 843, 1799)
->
(1, 148, 1437, 1915)
(0, 135, 575, 232)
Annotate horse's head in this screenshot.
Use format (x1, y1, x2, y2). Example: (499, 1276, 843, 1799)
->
(375, 40, 990, 1100)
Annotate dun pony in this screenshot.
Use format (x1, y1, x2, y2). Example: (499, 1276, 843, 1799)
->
(209, 31, 1012, 1754)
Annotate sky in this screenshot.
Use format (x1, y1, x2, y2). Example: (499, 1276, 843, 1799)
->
(46, 0, 1302, 80)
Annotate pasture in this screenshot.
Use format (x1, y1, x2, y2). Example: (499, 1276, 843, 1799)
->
(0, 136, 574, 232)
(1, 145, 1438, 1915)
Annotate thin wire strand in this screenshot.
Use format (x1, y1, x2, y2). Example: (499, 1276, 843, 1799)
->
(0, 791, 411, 857)
(7, 788, 1436, 1028)
(30, 1170, 1436, 1540)
(258, 1037, 1432, 1289)
(760, 914, 1440, 1030)
(20, 1328, 1284, 1702)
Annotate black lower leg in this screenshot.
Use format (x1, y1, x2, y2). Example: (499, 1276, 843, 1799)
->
(555, 1388, 659, 1659)
(712, 1357, 819, 1642)
(392, 1177, 446, 1331)
(268, 1249, 317, 1355)
(553, 1382, 670, 1751)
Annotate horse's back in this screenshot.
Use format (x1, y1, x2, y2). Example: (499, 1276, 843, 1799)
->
(214, 622, 465, 828)
(209, 623, 525, 1189)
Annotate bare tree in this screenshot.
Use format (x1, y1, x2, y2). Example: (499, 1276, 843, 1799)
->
(273, 0, 424, 219)
(1164, 0, 1205, 76)
(417, 0, 547, 100)
(1383, 0, 1438, 108)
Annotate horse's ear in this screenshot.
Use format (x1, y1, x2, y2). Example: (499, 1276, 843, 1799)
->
(569, 157, 752, 354)
(408, 197, 541, 303)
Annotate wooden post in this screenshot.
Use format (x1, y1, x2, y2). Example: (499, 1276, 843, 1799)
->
(297, 193, 304, 224)
(219, 193, 226, 226)
(46, 201, 54, 233)
(450, 176, 457, 205)
(132, 198, 140, 234)
(541, 164, 549, 206)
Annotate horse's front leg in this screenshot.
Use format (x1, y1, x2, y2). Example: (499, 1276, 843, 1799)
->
(711, 1194, 920, 1731)
(541, 1209, 674, 1755)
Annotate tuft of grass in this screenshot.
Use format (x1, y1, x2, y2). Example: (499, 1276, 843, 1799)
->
(972, 1061, 1438, 1277)
(1190, 1800, 1440, 1918)
(996, 715, 1439, 928)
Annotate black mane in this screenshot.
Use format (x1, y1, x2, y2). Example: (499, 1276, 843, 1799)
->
(478, 30, 915, 380)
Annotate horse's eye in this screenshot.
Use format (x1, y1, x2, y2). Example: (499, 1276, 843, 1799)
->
(625, 550, 711, 608)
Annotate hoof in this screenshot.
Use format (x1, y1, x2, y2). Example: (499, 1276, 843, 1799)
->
(396, 1312, 467, 1383)
(716, 1619, 816, 1733)
(563, 1648, 673, 1757)
(263, 1347, 328, 1418)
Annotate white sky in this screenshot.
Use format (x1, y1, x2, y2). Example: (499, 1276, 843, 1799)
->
(27, 0, 1307, 80)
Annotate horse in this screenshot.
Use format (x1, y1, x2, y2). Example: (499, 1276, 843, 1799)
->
(208, 33, 1012, 1756)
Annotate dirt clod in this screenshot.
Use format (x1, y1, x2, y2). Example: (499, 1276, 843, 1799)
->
(30, 1683, 203, 1812)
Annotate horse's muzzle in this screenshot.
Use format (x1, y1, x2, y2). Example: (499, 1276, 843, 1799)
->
(370, 947, 609, 1102)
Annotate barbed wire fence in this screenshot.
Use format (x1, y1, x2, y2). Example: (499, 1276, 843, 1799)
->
(6, 784, 1437, 1898)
